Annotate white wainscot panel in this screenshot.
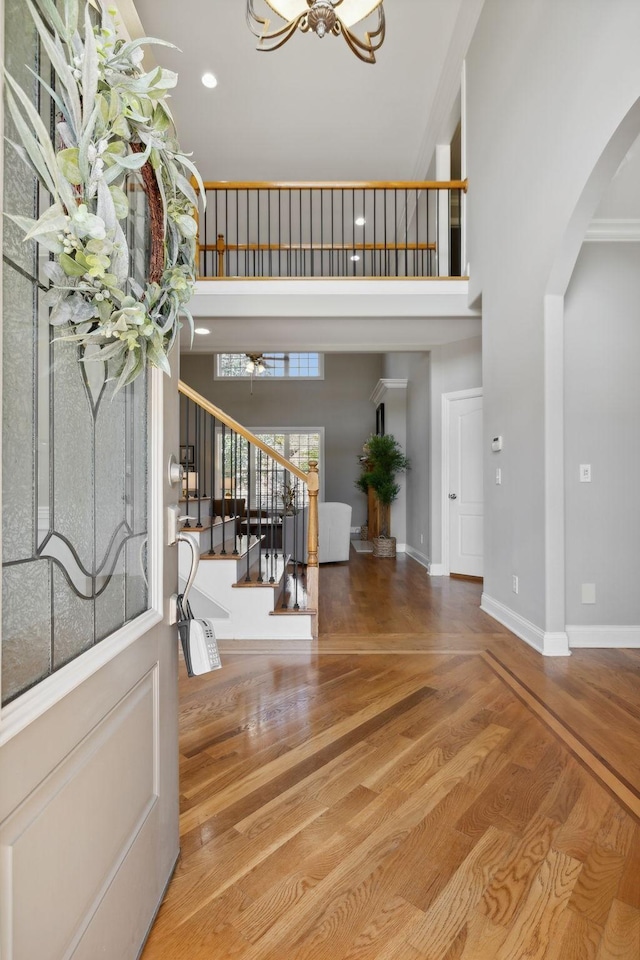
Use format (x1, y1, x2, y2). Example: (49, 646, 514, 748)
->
(0, 669, 158, 960)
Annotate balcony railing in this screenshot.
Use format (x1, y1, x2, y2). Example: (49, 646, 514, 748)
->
(196, 180, 467, 280)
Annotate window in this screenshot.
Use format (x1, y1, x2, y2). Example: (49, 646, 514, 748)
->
(215, 353, 323, 379)
(219, 429, 323, 508)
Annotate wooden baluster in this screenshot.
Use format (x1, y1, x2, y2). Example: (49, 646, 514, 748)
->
(216, 233, 226, 277)
(306, 460, 319, 638)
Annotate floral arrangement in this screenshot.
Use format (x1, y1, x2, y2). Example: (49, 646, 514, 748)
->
(4, 0, 204, 388)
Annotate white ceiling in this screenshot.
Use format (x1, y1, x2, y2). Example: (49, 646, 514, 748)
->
(132, 0, 466, 181)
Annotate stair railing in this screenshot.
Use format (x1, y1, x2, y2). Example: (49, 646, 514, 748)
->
(194, 179, 468, 279)
(178, 380, 319, 635)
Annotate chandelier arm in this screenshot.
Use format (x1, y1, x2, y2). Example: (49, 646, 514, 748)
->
(247, 1, 306, 47)
(336, 7, 384, 63)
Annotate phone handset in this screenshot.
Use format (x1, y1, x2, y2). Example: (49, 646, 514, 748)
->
(176, 532, 222, 677)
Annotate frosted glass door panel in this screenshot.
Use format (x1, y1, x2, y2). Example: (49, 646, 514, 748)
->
(2, 1, 150, 705)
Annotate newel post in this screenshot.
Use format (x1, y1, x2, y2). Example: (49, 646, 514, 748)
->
(306, 460, 319, 637)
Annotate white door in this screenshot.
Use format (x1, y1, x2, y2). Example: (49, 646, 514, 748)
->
(447, 394, 483, 577)
(0, 5, 180, 953)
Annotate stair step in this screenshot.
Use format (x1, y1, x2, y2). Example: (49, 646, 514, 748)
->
(270, 570, 312, 614)
(233, 554, 290, 588)
(199, 534, 260, 560)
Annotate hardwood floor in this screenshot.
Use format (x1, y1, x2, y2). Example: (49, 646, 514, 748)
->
(142, 552, 640, 959)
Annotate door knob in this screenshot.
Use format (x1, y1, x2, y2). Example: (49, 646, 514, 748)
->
(448, 493, 457, 500)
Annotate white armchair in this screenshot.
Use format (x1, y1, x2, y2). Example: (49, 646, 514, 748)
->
(318, 502, 352, 563)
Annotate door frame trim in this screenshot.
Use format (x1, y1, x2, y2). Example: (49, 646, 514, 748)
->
(441, 386, 483, 577)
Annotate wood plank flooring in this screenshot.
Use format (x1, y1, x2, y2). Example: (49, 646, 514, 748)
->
(142, 551, 640, 959)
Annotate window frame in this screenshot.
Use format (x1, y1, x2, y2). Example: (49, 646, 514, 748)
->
(213, 353, 325, 381)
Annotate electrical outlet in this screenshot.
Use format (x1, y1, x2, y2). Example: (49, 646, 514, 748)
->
(495, 468, 502, 485)
(580, 464, 591, 483)
(512, 575, 519, 594)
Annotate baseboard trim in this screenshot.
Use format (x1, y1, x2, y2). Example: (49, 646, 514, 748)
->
(567, 624, 640, 648)
(404, 545, 430, 570)
(481, 593, 570, 657)
(428, 563, 445, 577)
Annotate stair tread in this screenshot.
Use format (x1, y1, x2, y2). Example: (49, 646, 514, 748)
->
(271, 570, 311, 612)
(182, 515, 238, 533)
(199, 535, 261, 560)
(233, 553, 290, 588)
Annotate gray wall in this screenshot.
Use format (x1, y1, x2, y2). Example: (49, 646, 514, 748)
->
(564, 243, 640, 625)
(180, 353, 383, 526)
(406, 353, 431, 560)
(466, 0, 640, 630)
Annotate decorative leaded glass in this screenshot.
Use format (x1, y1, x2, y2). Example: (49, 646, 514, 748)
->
(1, 1, 150, 705)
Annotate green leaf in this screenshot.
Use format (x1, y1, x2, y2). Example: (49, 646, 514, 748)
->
(174, 172, 198, 207)
(26, 65, 75, 139)
(4, 73, 77, 212)
(112, 141, 151, 170)
(25, 0, 82, 135)
(57, 147, 82, 184)
(3, 91, 59, 200)
(81, 3, 99, 128)
(32, 0, 67, 39)
(173, 214, 197, 239)
(64, 0, 78, 37)
(176, 154, 206, 210)
(109, 184, 129, 220)
(60, 252, 87, 276)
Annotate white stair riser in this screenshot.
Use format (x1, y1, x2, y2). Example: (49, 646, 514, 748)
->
(178, 544, 312, 641)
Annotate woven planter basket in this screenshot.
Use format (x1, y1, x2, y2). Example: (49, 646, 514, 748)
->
(360, 524, 368, 541)
(373, 536, 396, 558)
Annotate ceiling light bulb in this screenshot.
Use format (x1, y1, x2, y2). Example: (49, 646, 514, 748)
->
(355, 216, 366, 226)
(257, 361, 265, 374)
(245, 359, 255, 373)
(351, 254, 360, 261)
(201, 72, 218, 89)
(194, 327, 210, 335)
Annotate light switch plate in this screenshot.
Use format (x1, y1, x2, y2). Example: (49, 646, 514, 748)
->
(580, 464, 591, 483)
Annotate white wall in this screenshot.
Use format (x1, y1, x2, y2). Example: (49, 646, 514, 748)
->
(564, 242, 640, 625)
(466, 0, 640, 633)
(180, 353, 383, 526)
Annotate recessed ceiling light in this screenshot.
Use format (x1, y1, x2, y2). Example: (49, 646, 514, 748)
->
(194, 327, 210, 335)
(201, 72, 218, 89)
(355, 216, 366, 226)
(350, 255, 360, 262)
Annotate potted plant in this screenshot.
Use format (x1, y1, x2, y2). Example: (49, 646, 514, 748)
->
(356, 434, 409, 557)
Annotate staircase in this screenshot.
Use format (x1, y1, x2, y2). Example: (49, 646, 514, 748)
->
(177, 381, 318, 641)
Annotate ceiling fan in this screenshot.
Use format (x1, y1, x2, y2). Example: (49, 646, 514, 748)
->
(244, 352, 287, 375)
(244, 352, 289, 392)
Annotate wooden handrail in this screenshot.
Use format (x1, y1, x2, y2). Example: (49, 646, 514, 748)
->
(178, 380, 307, 483)
(200, 179, 468, 192)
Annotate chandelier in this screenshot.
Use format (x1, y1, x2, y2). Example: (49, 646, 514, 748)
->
(246, 0, 386, 64)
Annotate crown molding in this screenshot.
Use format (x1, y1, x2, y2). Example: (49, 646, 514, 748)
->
(585, 218, 640, 242)
(370, 378, 408, 405)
